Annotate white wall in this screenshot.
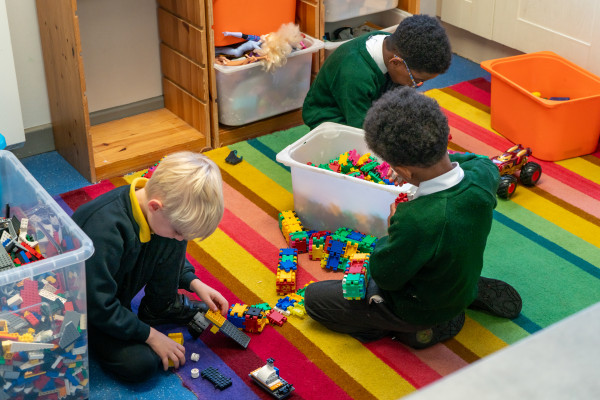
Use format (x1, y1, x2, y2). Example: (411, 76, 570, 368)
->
(1, 0, 26, 145)
(5, 0, 162, 131)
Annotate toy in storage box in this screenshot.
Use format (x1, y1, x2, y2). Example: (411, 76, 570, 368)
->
(481, 51, 600, 161)
(212, 0, 296, 47)
(0, 150, 94, 399)
(214, 34, 324, 126)
(276, 122, 414, 238)
(323, 8, 409, 59)
(324, 0, 399, 22)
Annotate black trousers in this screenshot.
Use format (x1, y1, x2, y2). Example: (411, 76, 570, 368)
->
(88, 324, 161, 383)
(87, 254, 190, 382)
(304, 279, 431, 343)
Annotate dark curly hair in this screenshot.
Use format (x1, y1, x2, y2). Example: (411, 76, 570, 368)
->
(386, 14, 452, 73)
(363, 87, 449, 168)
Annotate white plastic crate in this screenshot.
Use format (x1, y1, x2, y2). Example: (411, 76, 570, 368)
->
(214, 34, 324, 126)
(276, 122, 414, 238)
(0, 150, 94, 399)
(324, 0, 399, 22)
(324, 8, 409, 59)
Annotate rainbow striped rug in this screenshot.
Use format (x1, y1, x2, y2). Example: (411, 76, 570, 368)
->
(55, 78, 600, 399)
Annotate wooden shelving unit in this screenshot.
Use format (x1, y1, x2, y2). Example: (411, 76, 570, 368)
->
(35, 0, 415, 182)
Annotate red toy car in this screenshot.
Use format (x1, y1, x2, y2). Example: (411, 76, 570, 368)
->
(490, 144, 542, 199)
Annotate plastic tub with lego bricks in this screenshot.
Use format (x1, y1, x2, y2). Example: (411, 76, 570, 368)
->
(481, 51, 600, 161)
(323, 8, 409, 59)
(214, 34, 324, 126)
(324, 0, 399, 22)
(0, 150, 94, 399)
(212, 0, 296, 47)
(276, 122, 414, 238)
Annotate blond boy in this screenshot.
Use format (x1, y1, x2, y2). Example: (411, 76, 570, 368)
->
(73, 151, 228, 382)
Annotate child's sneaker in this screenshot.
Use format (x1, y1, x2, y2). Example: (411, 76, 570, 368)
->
(393, 311, 465, 349)
(468, 277, 522, 319)
(138, 294, 208, 326)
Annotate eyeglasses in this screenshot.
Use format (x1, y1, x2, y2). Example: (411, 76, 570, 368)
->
(394, 55, 423, 88)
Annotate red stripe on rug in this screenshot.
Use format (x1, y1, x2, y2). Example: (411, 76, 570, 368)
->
(447, 80, 491, 107)
(364, 338, 442, 388)
(464, 77, 491, 93)
(444, 110, 600, 200)
(186, 255, 355, 400)
(59, 180, 117, 212)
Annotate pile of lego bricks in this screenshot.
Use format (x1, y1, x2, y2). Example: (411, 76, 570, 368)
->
(307, 149, 394, 185)
(0, 216, 44, 272)
(278, 210, 377, 300)
(0, 210, 88, 399)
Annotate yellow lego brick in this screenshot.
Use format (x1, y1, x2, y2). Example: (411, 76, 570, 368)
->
(357, 153, 371, 166)
(230, 303, 248, 318)
(206, 309, 226, 327)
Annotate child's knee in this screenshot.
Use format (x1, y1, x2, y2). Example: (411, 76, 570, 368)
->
(115, 351, 160, 383)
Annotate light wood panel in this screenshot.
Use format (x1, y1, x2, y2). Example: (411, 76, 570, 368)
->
(160, 43, 208, 101)
(162, 78, 209, 134)
(297, 0, 324, 77)
(35, 0, 95, 182)
(157, 0, 205, 27)
(157, 7, 206, 66)
(91, 108, 207, 180)
(398, 0, 420, 14)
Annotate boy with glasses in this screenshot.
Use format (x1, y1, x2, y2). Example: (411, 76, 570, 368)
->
(302, 14, 451, 130)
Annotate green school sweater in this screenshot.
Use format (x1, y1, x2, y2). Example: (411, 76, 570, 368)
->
(72, 184, 198, 342)
(302, 32, 390, 130)
(370, 153, 500, 325)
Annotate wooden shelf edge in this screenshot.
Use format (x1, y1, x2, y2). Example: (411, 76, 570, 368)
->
(215, 109, 305, 147)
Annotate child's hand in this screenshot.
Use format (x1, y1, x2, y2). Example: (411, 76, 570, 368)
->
(387, 169, 404, 186)
(191, 279, 230, 316)
(388, 202, 398, 227)
(146, 327, 185, 371)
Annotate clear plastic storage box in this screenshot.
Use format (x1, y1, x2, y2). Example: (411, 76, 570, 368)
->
(323, 8, 408, 59)
(214, 34, 324, 126)
(0, 150, 94, 399)
(324, 0, 399, 22)
(276, 122, 414, 238)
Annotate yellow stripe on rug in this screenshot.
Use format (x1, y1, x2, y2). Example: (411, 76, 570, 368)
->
(194, 229, 417, 400)
(454, 317, 508, 358)
(426, 89, 496, 132)
(555, 157, 600, 185)
(207, 146, 294, 212)
(500, 188, 600, 248)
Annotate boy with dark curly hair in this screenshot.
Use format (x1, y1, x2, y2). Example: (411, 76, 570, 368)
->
(302, 14, 451, 130)
(304, 87, 522, 349)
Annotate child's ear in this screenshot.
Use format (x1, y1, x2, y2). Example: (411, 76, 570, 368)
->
(148, 199, 163, 212)
(394, 166, 412, 181)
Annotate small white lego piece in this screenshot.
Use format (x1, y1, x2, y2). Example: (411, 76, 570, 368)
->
(190, 353, 200, 362)
(191, 368, 199, 378)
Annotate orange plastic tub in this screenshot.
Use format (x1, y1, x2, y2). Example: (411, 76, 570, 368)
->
(481, 51, 600, 161)
(212, 0, 297, 47)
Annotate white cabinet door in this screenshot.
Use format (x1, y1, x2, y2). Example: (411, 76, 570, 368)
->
(492, 0, 600, 75)
(0, 0, 25, 147)
(441, 0, 496, 40)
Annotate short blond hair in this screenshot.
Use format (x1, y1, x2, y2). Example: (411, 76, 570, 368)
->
(145, 151, 224, 241)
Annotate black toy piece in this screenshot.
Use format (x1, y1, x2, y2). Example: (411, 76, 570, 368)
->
(201, 367, 232, 390)
(225, 150, 243, 165)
